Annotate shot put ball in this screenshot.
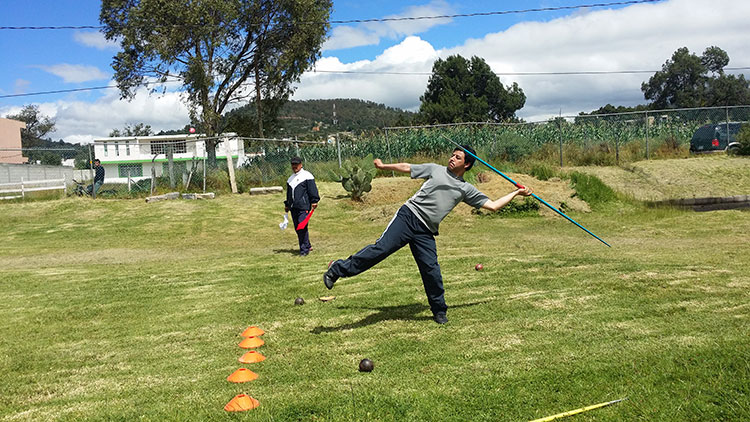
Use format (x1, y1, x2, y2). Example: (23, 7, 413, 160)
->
(358, 358, 374, 372)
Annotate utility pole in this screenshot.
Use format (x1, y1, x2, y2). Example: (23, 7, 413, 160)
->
(334, 102, 341, 168)
(88, 143, 96, 199)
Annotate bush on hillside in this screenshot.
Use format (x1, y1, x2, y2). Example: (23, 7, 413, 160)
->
(568, 171, 618, 209)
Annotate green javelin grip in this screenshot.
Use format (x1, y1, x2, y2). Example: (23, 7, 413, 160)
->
(443, 135, 611, 247)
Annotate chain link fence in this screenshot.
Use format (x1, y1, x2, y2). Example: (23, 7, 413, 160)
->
(7, 105, 746, 198)
(235, 105, 749, 190)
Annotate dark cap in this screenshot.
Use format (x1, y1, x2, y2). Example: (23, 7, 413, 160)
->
(290, 156, 302, 164)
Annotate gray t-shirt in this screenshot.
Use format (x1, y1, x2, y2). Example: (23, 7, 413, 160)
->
(405, 163, 489, 234)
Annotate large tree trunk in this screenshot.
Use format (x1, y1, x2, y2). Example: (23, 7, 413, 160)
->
(206, 139, 218, 168)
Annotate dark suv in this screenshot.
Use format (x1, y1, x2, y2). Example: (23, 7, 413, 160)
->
(690, 122, 743, 153)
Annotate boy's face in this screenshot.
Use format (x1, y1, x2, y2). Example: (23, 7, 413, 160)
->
(447, 150, 467, 172)
(291, 163, 302, 173)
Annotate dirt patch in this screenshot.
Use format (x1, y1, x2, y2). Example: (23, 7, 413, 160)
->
(340, 171, 590, 218)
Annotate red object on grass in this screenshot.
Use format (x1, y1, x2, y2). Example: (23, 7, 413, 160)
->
(296, 208, 315, 231)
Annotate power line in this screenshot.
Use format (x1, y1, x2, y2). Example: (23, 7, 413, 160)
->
(3, 66, 749, 100)
(0, 79, 182, 99)
(329, 0, 660, 24)
(0, 0, 661, 30)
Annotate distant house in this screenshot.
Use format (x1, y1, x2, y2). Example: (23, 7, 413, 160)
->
(0, 118, 27, 164)
(92, 133, 245, 183)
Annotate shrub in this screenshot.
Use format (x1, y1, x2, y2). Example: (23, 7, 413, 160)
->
(732, 124, 750, 156)
(205, 169, 230, 192)
(652, 136, 689, 159)
(529, 162, 556, 180)
(472, 196, 540, 218)
(568, 171, 617, 209)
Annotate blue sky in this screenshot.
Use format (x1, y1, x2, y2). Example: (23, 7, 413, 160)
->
(1, 0, 749, 143)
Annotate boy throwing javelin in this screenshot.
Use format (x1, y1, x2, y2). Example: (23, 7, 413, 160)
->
(323, 146, 533, 324)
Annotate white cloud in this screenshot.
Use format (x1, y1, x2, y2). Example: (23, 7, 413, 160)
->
(1, 87, 191, 144)
(323, 26, 380, 51)
(297, 36, 438, 110)
(73, 31, 120, 50)
(305, 0, 750, 120)
(323, 0, 454, 51)
(37, 64, 110, 84)
(7, 0, 750, 143)
(443, 0, 750, 119)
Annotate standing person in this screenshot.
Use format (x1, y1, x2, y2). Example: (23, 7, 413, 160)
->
(323, 146, 533, 324)
(87, 159, 105, 196)
(285, 156, 320, 256)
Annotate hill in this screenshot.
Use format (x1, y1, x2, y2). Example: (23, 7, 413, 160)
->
(225, 98, 417, 139)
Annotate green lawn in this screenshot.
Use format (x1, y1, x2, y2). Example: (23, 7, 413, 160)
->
(571, 155, 750, 201)
(0, 175, 748, 421)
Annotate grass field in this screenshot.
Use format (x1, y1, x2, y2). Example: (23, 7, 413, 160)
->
(1, 165, 749, 421)
(571, 155, 750, 201)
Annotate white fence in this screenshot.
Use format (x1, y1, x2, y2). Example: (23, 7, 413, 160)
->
(0, 163, 78, 184)
(0, 177, 67, 200)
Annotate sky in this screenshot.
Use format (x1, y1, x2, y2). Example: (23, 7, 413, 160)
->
(1, 0, 749, 144)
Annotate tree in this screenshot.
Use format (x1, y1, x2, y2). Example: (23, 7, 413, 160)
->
(38, 152, 62, 166)
(641, 46, 750, 108)
(5, 105, 56, 148)
(419, 55, 525, 124)
(109, 123, 154, 138)
(5, 105, 58, 164)
(100, 0, 332, 167)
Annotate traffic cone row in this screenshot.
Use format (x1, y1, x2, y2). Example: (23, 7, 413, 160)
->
(224, 326, 266, 412)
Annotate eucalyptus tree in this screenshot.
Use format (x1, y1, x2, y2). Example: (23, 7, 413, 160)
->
(100, 0, 332, 166)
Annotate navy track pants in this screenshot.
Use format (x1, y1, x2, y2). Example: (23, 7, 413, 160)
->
(329, 205, 447, 314)
(291, 208, 312, 255)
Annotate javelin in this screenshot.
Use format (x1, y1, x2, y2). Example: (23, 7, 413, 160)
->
(528, 398, 627, 422)
(442, 135, 611, 247)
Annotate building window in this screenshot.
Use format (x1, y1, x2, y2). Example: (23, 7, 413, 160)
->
(151, 140, 187, 155)
(103, 142, 108, 156)
(115, 141, 119, 156)
(118, 163, 143, 178)
(126, 140, 130, 156)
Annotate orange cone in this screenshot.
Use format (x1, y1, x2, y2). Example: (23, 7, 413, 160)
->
(227, 368, 259, 383)
(224, 393, 259, 411)
(241, 326, 265, 337)
(239, 350, 266, 364)
(238, 336, 264, 349)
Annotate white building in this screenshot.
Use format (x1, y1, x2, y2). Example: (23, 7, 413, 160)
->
(92, 133, 245, 184)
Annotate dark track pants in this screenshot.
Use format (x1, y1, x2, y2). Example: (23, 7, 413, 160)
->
(329, 205, 447, 315)
(291, 208, 312, 255)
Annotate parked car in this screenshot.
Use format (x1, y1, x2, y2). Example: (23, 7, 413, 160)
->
(690, 122, 744, 153)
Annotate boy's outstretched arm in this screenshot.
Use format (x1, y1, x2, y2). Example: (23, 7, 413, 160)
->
(481, 186, 533, 212)
(374, 158, 411, 174)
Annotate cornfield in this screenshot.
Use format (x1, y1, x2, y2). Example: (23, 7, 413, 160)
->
(234, 105, 750, 188)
